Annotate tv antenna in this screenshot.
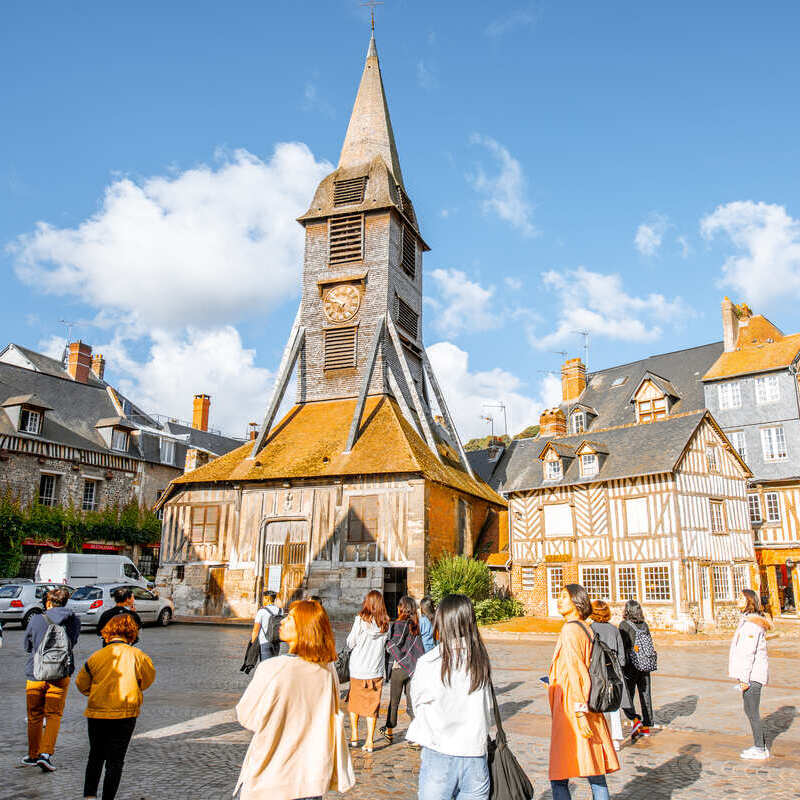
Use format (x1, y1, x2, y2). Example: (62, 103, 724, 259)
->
(482, 402, 508, 439)
(572, 330, 590, 368)
(59, 319, 79, 342)
(480, 414, 494, 439)
(360, 0, 384, 31)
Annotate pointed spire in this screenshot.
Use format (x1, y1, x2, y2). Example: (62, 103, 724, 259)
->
(338, 34, 404, 186)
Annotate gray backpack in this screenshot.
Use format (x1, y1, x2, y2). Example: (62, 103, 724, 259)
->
(33, 613, 73, 681)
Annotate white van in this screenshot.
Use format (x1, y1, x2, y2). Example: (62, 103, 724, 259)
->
(35, 553, 151, 589)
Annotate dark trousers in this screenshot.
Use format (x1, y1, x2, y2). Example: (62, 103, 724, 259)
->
(622, 670, 653, 727)
(83, 717, 137, 800)
(743, 680, 765, 748)
(385, 664, 413, 729)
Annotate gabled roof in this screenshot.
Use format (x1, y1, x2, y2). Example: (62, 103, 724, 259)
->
(0, 343, 106, 387)
(1, 393, 52, 410)
(539, 441, 576, 460)
(570, 402, 598, 416)
(575, 440, 609, 455)
(162, 395, 504, 507)
(628, 371, 680, 403)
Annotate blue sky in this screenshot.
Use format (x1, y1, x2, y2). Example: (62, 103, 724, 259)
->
(2, 1, 800, 439)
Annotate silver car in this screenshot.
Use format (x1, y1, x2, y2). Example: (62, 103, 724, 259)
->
(67, 583, 174, 630)
(0, 583, 74, 629)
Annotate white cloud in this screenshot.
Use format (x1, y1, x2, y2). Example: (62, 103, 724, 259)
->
(427, 268, 500, 337)
(303, 82, 335, 117)
(416, 59, 437, 90)
(534, 267, 689, 349)
(677, 235, 690, 259)
(701, 201, 800, 306)
(486, 5, 538, 37)
(468, 135, 536, 236)
(427, 341, 545, 439)
(634, 213, 669, 257)
(9, 144, 332, 329)
(504, 277, 523, 291)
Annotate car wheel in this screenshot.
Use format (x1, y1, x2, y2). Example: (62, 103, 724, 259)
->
(157, 608, 172, 627)
(21, 609, 41, 630)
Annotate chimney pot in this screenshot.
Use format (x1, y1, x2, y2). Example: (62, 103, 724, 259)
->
(561, 357, 587, 403)
(192, 394, 211, 431)
(248, 422, 259, 441)
(91, 353, 105, 380)
(67, 341, 92, 383)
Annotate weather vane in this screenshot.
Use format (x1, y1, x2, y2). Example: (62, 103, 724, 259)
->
(360, 0, 384, 31)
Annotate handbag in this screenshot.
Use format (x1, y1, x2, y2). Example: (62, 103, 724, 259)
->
(329, 666, 356, 793)
(487, 682, 534, 800)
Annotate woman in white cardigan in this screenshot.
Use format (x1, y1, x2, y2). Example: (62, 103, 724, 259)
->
(729, 588, 773, 761)
(406, 594, 494, 800)
(234, 599, 342, 800)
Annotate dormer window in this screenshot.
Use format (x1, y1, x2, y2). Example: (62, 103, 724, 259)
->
(2, 394, 52, 435)
(571, 411, 585, 434)
(636, 396, 667, 423)
(111, 429, 129, 452)
(160, 437, 176, 465)
(631, 374, 678, 424)
(20, 407, 42, 435)
(545, 460, 563, 481)
(580, 453, 598, 477)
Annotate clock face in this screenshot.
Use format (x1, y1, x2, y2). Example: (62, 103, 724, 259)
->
(323, 284, 361, 322)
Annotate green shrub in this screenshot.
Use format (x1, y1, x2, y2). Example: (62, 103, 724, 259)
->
(474, 596, 525, 625)
(428, 554, 493, 603)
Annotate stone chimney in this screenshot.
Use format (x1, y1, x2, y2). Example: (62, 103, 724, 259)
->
(561, 358, 586, 403)
(248, 422, 258, 441)
(67, 341, 92, 383)
(721, 297, 738, 352)
(539, 408, 567, 438)
(91, 353, 105, 380)
(192, 394, 210, 431)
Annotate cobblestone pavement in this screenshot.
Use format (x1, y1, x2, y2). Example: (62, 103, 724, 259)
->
(1, 623, 799, 799)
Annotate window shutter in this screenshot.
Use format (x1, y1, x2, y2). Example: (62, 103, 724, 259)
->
(329, 214, 363, 265)
(396, 297, 419, 337)
(401, 225, 416, 278)
(333, 176, 367, 206)
(324, 326, 357, 370)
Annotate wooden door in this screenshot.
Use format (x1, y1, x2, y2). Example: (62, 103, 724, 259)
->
(262, 520, 308, 606)
(205, 567, 225, 616)
(547, 567, 564, 617)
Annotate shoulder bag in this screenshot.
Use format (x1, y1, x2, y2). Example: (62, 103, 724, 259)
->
(487, 682, 534, 800)
(329, 665, 356, 793)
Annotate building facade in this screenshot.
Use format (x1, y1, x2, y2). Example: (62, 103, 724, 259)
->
(155, 34, 505, 618)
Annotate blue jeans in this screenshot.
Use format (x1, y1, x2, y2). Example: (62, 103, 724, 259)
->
(551, 776, 609, 800)
(419, 747, 490, 800)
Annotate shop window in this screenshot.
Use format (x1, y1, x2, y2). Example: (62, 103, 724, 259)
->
(643, 565, 671, 601)
(580, 566, 610, 600)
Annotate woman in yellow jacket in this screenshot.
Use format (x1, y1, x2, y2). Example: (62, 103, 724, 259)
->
(75, 613, 156, 800)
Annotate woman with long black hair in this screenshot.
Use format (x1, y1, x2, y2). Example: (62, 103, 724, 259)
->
(379, 595, 424, 744)
(619, 599, 657, 739)
(407, 594, 493, 800)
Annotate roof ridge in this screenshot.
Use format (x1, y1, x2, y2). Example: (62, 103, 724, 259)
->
(587, 341, 722, 378)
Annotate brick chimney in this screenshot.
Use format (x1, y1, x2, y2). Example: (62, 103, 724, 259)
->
(248, 422, 258, 441)
(67, 341, 92, 383)
(91, 353, 105, 380)
(721, 297, 754, 352)
(561, 357, 586, 403)
(192, 394, 210, 431)
(539, 408, 567, 438)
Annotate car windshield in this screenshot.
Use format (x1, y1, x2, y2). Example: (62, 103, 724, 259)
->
(70, 586, 102, 601)
(0, 585, 21, 598)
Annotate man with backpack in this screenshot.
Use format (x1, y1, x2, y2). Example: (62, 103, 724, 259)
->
(250, 590, 283, 662)
(22, 586, 81, 772)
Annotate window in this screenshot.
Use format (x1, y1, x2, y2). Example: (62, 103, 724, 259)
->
(611, 376, 628, 387)
(396, 297, 419, 337)
(521, 567, 535, 590)
(755, 375, 780, 405)
(401, 225, 416, 279)
(544, 459, 563, 481)
(324, 326, 357, 370)
(332, 176, 367, 206)
(20, 407, 41, 434)
(712, 565, 731, 600)
(82, 480, 98, 511)
(637, 397, 667, 423)
(709, 500, 726, 534)
(160, 438, 176, 466)
(190, 506, 220, 543)
(643, 565, 671, 601)
(625, 497, 649, 535)
(571, 411, 585, 434)
(111, 429, 128, 451)
(761, 426, 787, 461)
(347, 495, 379, 543)
(699, 567, 710, 599)
(705, 446, 719, 473)
(38, 474, 57, 506)
(132, 587, 155, 601)
(123, 562, 140, 579)
(732, 565, 750, 596)
(580, 453, 598, 477)
(356, 566, 367, 579)
(543, 504, 574, 537)
(730, 431, 747, 462)
(765, 492, 781, 523)
(328, 214, 363, 264)
(747, 494, 762, 525)
(617, 566, 638, 600)
(174, 565, 185, 581)
(718, 382, 742, 410)
(580, 566, 610, 600)
(397, 186, 416, 226)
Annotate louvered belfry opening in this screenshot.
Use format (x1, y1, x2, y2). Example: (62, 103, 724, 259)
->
(398, 186, 416, 227)
(324, 326, 357, 370)
(401, 225, 416, 279)
(333, 176, 368, 206)
(397, 297, 419, 338)
(329, 214, 364, 265)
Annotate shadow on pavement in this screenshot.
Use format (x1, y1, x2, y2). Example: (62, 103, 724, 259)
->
(764, 705, 797, 749)
(613, 743, 703, 800)
(654, 694, 699, 726)
(495, 681, 525, 695)
(499, 699, 534, 718)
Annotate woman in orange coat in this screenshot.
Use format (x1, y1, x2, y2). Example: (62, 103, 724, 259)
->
(548, 584, 619, 800)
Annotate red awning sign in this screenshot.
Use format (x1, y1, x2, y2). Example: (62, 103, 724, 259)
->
(22, 539, 64, 549)
(82, 543, 122, 552)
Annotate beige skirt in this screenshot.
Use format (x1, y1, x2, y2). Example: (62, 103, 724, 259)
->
(348, 677, 383, 717)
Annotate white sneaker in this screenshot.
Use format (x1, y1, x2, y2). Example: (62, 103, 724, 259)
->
(740, 747, 769, 760)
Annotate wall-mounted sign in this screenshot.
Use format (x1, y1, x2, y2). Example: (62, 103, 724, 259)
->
(545, 554, 570, 563)
(267, 565, 283, 593)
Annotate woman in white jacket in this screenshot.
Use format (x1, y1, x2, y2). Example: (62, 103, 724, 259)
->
(728, 588, 773, 760)
(346, 589, 390, 752)
(407, 594, 493, 800)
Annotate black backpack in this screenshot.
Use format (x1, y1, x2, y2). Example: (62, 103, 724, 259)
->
(33, 613, 74, 681)
(568, 621, 624, 713)
(262, 609, 282, 643)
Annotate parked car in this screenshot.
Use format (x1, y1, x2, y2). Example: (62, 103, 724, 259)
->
(67, 583, 174, 630)
(0, 582, 75, 629)
(36, 553, 152, 589)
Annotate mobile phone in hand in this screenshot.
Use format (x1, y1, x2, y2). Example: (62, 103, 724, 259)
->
(539, 676, 549, 685)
